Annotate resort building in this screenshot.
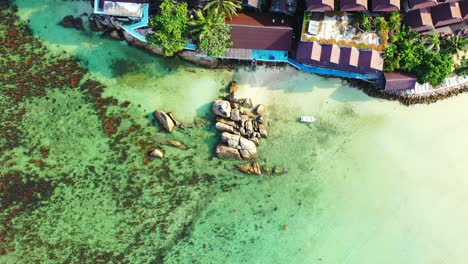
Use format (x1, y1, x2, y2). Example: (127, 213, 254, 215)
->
(340, 0, 368, 11)
(431, 2, 463, 27)
(306, 0, 334, 11)
(222, 13, 292, 62)
(404, 8, 434, 32)
(382, 72, 418, 91)
(295, 42, 384, 74)
(407, 0, 437, 11)
(371, 0, 400, 12)
(403, 0, 467, 32)
(461, 1, 468, 20)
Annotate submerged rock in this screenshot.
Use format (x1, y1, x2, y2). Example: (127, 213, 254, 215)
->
(236, 162, 262, 175)
(153, 110, 175, 133)
(194, 116, 207, 127)
(212, 100, 231, 118)
(216, 144, 241, 160)
(60, 15, 84, 30)
(273, 165, 285, 174)
(149, 148, 164, 159)
(109, 30, 123, 40)
(261, 164, 270, 174)
(166, 140, 188, 150)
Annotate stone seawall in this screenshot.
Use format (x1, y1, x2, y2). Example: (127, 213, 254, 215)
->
(349, 79, 468, 106)
(88, 14, 219, 68)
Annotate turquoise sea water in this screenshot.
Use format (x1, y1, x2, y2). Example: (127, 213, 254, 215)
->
(2, 1, 468, 263)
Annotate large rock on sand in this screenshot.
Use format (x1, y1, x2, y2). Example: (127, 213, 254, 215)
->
(212, 100, 231, 118)
(239, 137, 257, 159)
(153, 110, 175, 132)
(215, 122, 235, 133)
(221, 132, 241, 148)
(255, 104, 268, 116)
(149, 148, 164, 158)
(216, 144, 241, 159)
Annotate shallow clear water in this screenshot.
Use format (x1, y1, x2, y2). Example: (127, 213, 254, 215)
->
(4, 0, 468, 263)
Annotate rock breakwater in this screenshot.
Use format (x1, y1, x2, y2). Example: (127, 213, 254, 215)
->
(212, 82, 268, 160)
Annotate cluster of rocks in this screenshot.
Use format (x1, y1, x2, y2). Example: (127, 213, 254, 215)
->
(236, 162, 285, 176)
(213, 85, 268, 160)
(148, 110, 189, 159)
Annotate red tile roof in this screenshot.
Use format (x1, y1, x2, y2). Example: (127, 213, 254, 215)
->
(226, 13, 293, 51)
(339, 46, 359, 67)
(408, 0, 437, 10)
(383, 72, 417, 91)
(404, 8, 434, 32)
(340, 0, 368, 11)
(371, 0, 400, 11)
(296, 42, 383, 74)
(431, 2, 463, 27)
(461, 0, 468, 20)
(306, 0, 334, 11)
(358, 49, 383, 71)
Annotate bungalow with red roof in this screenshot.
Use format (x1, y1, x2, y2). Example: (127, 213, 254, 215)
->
(431, 2, 463, 27)
(461, 1, 468, 20)
(222, 13, 292, 61)
(383, 72, 418, 91)
(339, 46, 359, 67)
(295, 42, 383, 74)
(371, 0, 400, 12)
(404, 8, 434, 32)
(340, 0, 368, 11)
(358, 50, 384, 71)
(306, 0, 334, 11)
(407, 0, 437, 10)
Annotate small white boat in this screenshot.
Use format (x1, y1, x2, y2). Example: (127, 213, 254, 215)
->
(300, 116, 317, 123)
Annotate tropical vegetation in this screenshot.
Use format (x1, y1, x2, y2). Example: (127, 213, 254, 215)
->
(147, 0, 188, 57)
(384, 26, 454, 85)
(203, 0, 242, 19)
(189, 10, 232, 56)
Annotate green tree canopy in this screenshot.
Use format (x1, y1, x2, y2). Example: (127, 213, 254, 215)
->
(147, 0, 188, 57)
(384, 26, 454, 86)
(204, 0, 242, 19)
(189, 11, 232, 57)
(387, 12, 401, 31)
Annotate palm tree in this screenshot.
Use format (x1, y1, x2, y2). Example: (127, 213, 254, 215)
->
(442, 32, 468, 56)
(203, 0, 242, 19)
(423, 33, 441, 53)
(188, 10, 224, 42)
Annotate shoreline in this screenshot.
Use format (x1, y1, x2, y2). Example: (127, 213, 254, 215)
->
(85, 13, 468, 106)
